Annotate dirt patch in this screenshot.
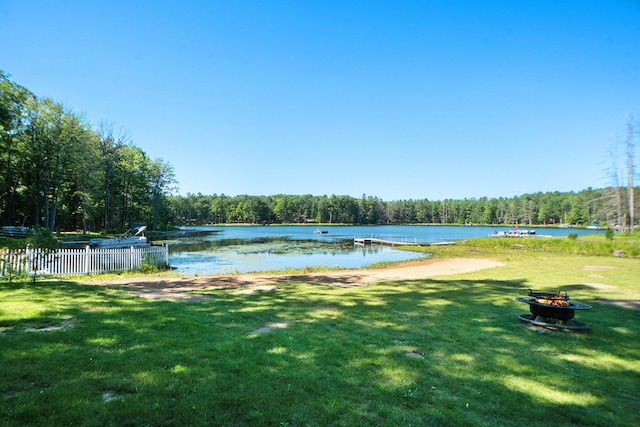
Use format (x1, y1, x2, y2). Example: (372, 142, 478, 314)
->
(583, 265, 615, 271)
(250, 322, 288, 334)
(582, 283, 617, 290)
(0, 317, 77, 335)
(231, 285, 278, 295)
(102, 392, 117, 403)
(405, 352, 424, 359)
(83, 258, 503, 301)
(125, 289, 213, 301)
(24, 317, 76, 333)
(597, 300, 640, 310)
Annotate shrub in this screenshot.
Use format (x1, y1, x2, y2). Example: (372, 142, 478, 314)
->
(605, 227, 614, 241)
(139, 263, 156, 273)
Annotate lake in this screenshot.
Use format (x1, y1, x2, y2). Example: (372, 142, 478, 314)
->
(166, 225, 604, 275)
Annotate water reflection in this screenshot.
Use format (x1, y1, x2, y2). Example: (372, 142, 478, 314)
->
(168, 234, 425, 275)
(165, 224, 604, 276)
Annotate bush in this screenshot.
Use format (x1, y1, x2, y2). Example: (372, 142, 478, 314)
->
(567, 233, 578, 241)
(26, 227, 58, 250)
(139, 263, 156, 273)
(139, 262, 171, 273)
(605, 227, 614, 241)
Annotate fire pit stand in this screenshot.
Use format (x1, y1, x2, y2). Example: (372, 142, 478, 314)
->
(516, 290, 592, 330)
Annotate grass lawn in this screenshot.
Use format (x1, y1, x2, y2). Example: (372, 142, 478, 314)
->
(1, 246, 639, 426)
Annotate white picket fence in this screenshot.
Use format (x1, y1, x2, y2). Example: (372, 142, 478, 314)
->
(0, 245, 169, 277)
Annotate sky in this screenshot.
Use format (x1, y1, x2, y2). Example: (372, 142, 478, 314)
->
(1, 1, 639, 201)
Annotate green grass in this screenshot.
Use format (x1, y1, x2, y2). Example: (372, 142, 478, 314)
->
(399, 233, 640, 259)
(469, 233, 640, 257)
(1, 249, 639, 426)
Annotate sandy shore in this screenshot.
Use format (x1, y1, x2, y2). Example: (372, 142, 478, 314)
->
(85, 258, 504, 300)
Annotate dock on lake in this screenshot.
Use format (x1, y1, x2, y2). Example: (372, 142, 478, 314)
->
(353, 237, 455, 247)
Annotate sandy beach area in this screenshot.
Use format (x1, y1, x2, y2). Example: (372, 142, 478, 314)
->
(86, 258, 504, 301)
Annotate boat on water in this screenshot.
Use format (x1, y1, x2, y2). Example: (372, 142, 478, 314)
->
(558, 213, 574, 228)
(89, 226, 151, 248)
(490, 229, 537, 238)
(314, 229, 328, 234)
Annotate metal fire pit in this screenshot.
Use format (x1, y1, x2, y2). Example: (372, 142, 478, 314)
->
(516, 290, 592, 330)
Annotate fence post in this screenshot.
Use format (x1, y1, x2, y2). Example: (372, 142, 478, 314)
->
(26, 245, 32, 276)
(84, 245, 90, 274)
(164, 244, 169, 266)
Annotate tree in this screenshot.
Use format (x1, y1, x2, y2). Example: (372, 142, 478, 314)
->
(53, 112, 100, 231)
(22, 98, 77, 229)
(118, 145, 152, 227)
(26, 226, 58, 283)
(210, 194, 229, 224)
(147, 157, 177, 229)
(626, 118, 636, 231)
(0, 71, 32, 225)
(602, 117, 638, 232)
(272, 196, 290, 222)
(96, 122, 127, 230)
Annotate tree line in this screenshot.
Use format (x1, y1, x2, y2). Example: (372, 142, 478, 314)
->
(167, 187, 636, 228)
(0, 71, 176, 232)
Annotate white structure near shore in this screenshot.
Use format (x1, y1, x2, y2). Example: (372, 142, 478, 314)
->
(0, 245, 168, 277)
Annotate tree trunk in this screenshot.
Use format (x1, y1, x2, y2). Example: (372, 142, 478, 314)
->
(628, 120, 635, 232)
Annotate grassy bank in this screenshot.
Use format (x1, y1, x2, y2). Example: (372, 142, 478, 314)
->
(478, 234, 640, 257)
(1, 248, 639, 426)
(411, 233, 640, 259)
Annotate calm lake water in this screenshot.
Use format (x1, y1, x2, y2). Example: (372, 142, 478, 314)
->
(167, 225, 604, 275)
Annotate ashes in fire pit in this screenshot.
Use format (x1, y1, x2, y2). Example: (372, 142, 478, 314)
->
(516, 290, 592, 330)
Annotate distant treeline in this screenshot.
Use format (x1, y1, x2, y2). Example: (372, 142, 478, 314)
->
(166, 187, 631, 226)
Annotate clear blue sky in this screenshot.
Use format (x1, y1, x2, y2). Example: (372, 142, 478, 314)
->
(2, 0, 639, 201)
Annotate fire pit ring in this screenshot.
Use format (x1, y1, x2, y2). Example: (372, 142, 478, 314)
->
(516, 290, 592, 330)
(516, 314, 590, 330)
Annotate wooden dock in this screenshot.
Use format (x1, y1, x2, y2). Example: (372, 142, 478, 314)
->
(353, 238, 455, 247)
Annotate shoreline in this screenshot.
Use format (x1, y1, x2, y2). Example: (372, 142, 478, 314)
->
(82, 257, 504, 300)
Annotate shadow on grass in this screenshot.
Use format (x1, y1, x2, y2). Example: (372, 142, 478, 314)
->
(1, 278, 639, 426)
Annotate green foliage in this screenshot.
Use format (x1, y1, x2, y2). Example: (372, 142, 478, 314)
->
(139, 263, 155, 273)
(567, 233, 578, 241)
(168, 188, 626, 226)
(23, 227, 58, 283)
(0, 71, 176, 233)
(26, 227, 58, 250)
(138, 262, 170, 274)
(0, 236, 27, 250)
(605, 227, 614, 241)
(0, 257, 27, 282)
